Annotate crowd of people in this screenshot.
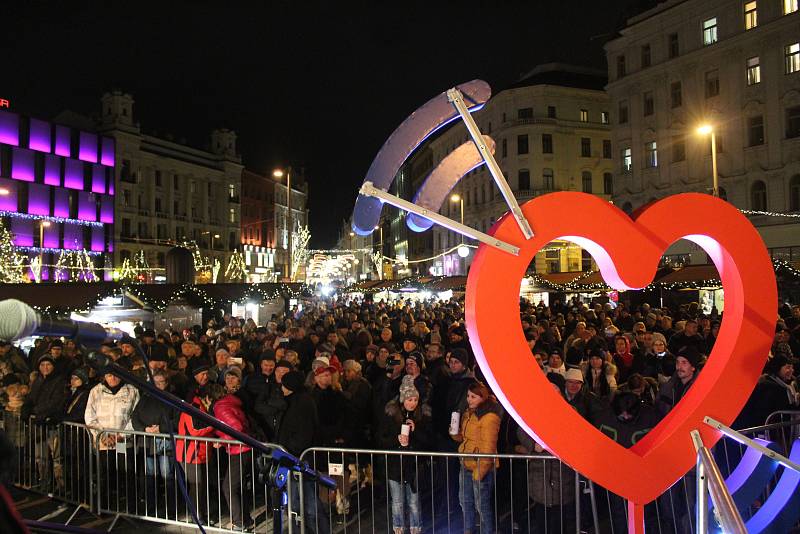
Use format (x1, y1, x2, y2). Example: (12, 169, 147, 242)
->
(0, 295, 798, 533)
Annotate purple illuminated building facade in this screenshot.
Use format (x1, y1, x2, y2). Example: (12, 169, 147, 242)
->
(0, 108, 115, 281)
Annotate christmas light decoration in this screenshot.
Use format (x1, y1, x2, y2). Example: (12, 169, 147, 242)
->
(212, 258, 221, 283)
(54, 248, 98, 282)
(291, 225, 311, 281)
(225, 250, 248, 282)
(0, 219, 27, 283)
(29, 256, 42, 283)
(0, 210, 105, 228)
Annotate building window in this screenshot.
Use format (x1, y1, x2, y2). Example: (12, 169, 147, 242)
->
(703, 17, 718, 46)
(501, 138, 507, 158)
(581, 138, 591, 157)
(229, 208, 236, 223)
(718, 187, 728, 201)
(517, 134, 529, 155)
(518, 107, 533, 119)
(672, 136, 686, 162)
(786, 43, 800, 74)
(786, 0, 799, 14)
(542, 134, 553, 154)
(787, 105, 800, 138)
(617, 55, 626, 77)
(122, 189, 131, 207)
(751, 180, 767, 210)
(518, 169, 531, 191)
(581, 171, 593, 193)
(668, 33, 680, 58)
(645, 141, 658, 168)
(580, 109, 589, 122)
(621, 147, 632, 172)
(748, 116, 765, 145)
(643, 92, 654, 116)
(603, 140, 612, 159)
(155, 197, 162, 213)
(547, 106, 556, 118)
(790, 175, 800, 211)
(670, 81, 682, 108)
(619, 100, 629, 124)
(189, 180, 196, 194)
(641, 44, 651, 68)
(747, 56, 761, 85)
(744, 1, 757, 30)
(542, 168, 554, 190)
(154, 170, 162, 187)
(228, 183, 236, 200)
(603, 172, 613, 195)
(705, 70, 720, 98)
(601, 111, 609, 124)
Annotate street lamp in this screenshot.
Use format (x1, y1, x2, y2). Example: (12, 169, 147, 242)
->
(0, 187, 9, 196)
(273, 167, 292, 281)
(450, 193, 467, 274)
(697, 124, 719, 197)
(201, 231, 220, 250)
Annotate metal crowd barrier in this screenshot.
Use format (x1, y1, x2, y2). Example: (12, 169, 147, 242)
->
(4, 410, 800, 534)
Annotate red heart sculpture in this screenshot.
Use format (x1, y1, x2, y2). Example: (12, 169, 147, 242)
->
(466, 192, 776, 507)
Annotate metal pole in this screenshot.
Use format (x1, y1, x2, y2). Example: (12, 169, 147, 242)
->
(287, 168, 292, 281)
(460, 197, 465, 275)
(710, 131, 718, 197)
(359, 181, 519, 256)
(447, 87, 534, 239)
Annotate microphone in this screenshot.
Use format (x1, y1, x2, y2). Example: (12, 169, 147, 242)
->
(0, 299, 124, 345)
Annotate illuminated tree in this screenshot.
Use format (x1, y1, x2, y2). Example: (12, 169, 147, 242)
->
(0, 220, 27, 283)
(291, 225, 311, 282)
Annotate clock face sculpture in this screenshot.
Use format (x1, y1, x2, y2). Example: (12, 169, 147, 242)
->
(352, 80, 776, 511)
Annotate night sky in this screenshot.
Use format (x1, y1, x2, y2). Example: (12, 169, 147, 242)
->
(4, 2, 649, 247)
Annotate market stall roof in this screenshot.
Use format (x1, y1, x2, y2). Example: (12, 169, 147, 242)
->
(653, 264, 720, 286)
(0, 282, 309, 313)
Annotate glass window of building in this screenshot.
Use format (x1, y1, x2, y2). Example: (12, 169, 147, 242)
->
(668, 33, 680, 58)
(517, 134, 529, 155)
(786, 43, 800, 74)
(643, 92, 654, 116)
(705, 70, 720, 98)
(787, 106, 800, 138)
(751, 180, 767, 210)
(542, 134, 553, 154)
(789, 175, 800, 211)
(542, 168, 554, 190)
(619, 100, 629, 124)
(547, 106, 557, 118)
(603, 140, 612, 159)
(581, 171, 593, 193)
(747, 56, 761, 85)
(601, 111, 609, 124)
(785, 0, 799, 14)
(617, 55, 626, 77)
(603, 172, 613, 195)
(703, 17, 718, 46)
(670, 81, 682, 108)
(672, 136, 686, 162)
(580, 109, 589, 122)
(744, 2, 757, 30)
(501, 138, 507, 158)
(748, 116, 765, 146)
(641, 44, 651, 68)
(645, 141, 658, 168)
(621, 147, 632, 172)
(518, 107, 533, 119)
(518, 169, 530, 191)
(581, 138, 591, 157)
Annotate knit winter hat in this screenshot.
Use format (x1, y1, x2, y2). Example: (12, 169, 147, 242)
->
(281, 370, 304, 392)
(399, 375, 419, 402)
(71, 367, 89, 385)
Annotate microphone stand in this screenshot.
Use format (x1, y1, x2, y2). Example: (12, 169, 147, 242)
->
(87, 348, 335, 534)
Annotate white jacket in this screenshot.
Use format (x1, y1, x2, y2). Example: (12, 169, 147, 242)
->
(85, 382, 140, 450)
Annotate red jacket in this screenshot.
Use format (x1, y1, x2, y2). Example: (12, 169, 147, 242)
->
(212, 394, 252, 455)
(176, 401, 215, 464)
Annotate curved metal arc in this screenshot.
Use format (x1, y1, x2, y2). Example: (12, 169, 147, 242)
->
(351, 80, 491, 236)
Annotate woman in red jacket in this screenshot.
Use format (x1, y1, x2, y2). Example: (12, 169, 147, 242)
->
(211, 381, 254, 530)
(176, 384, 215, 525)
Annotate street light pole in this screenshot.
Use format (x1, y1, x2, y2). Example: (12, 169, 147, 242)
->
(375, 225, 383, 280)
(39, 220, 50, 281)
(697, 124, 719, 197)
(451, 194, 465, 275)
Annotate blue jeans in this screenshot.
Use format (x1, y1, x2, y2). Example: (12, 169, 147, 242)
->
(145, 454, 173, 479)
(389, 479, 421, 529)
(459, 465, 495, 532)
(290, 475, 330, 534)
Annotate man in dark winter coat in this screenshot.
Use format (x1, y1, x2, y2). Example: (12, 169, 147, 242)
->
(276, 371, 329, 534)
(24, 355, 69, 491)
(657, 346, 700, 418)
(341, 360, 373, 448)
(668, 320, 706, 356)
(734, 355, 798, 429)
(253, 360, 292, 441)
